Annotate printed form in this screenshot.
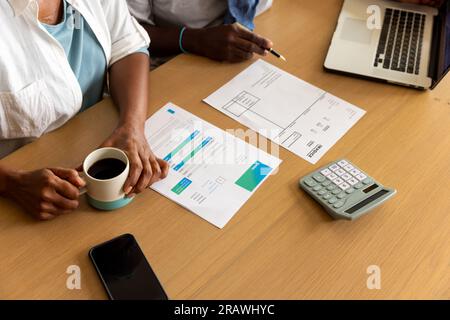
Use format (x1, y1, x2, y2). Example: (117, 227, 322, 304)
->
(146, 103, 282, 229)
(204, 59, 366, 164)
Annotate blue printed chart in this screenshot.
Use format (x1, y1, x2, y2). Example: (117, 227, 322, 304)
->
(145, 103, 282, 229)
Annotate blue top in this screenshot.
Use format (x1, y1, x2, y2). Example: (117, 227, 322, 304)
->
(43, 0, 148, 111)
(224, 0, 260, 30)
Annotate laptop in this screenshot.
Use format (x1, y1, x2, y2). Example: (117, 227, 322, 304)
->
(325, 0, 450, 89)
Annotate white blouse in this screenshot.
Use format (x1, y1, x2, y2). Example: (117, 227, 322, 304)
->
(0, 0, 150, 158)
(127, 0, 273, 29)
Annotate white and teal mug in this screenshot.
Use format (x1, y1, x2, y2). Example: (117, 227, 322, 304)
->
(81, 147, 133, 211)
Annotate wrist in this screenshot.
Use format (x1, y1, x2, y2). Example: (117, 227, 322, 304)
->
(0, 166, 21, 198)
(116, 121, 144, 136)
(182, 28, 203, 55)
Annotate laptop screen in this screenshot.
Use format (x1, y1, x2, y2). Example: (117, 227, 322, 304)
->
(435, 0, 450, 85)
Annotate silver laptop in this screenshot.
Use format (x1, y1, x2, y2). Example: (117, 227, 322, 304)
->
(325, 0, 450, 89)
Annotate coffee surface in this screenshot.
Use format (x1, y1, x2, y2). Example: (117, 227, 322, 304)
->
(88, 158, 126, 180)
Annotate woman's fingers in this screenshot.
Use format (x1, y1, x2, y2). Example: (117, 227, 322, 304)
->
(236, 26, 273, 51)
(235, 37, 267, 56)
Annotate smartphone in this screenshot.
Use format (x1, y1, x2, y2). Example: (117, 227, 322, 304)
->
(89, 234, 168, 300)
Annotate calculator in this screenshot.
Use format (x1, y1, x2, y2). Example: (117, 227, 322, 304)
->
(299, 159, 396, 220)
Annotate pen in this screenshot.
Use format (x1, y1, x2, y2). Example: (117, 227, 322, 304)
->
(267, 48, 287, 61)
(235, 23, 287, 62)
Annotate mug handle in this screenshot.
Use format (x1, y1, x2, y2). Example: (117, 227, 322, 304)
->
(78, 171, 87, 196)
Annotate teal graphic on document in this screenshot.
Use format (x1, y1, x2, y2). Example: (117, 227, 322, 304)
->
(172, 178, 192, 195)
(235, 161, 272, 192)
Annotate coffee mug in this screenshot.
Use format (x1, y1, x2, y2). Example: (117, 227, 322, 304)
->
(81, 147, 133, 211)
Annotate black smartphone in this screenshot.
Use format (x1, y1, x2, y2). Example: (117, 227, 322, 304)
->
(89, 234, 168, 300)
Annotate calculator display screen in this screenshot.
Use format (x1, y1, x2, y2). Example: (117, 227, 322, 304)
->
(345, 190, 389, 214)
(363, 184, 379, 194)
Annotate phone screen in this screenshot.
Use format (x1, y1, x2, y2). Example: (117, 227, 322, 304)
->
(89, 234, 168, 300)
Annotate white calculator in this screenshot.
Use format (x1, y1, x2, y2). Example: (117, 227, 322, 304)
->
(299, 159, 396, 220)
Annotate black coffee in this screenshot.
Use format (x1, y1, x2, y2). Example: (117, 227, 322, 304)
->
(88, 158, 126, 180)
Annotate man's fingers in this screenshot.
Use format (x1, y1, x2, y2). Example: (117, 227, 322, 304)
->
(38, 202, 71, 219)
(134, 154, 153, 193)
(124, 155, 143, 195)
(37, 211, 57, 221)
(54, 178, 81, 200)
(148, 157, 162, 186)
(51, 168, 85, 188)
(49, 190, 79, 211)
(157, 158, 170, 179)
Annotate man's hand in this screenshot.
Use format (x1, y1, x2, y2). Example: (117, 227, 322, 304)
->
(100, 125, 169, 197)
(185, 24, 274, 63)
(4, 168, 85, 220)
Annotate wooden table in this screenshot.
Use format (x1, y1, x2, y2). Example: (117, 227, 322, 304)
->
(1, 0, 449, 299)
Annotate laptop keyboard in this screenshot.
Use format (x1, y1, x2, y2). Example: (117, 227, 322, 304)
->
(374, 8, 426, 75)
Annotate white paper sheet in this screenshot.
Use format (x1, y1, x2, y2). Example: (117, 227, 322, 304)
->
(146, 103, 282, 229)
(204, 59, 366, 164)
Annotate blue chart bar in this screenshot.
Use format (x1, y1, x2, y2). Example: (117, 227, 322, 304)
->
(173, 137, 213, 171)
(164, 130, 200, 161)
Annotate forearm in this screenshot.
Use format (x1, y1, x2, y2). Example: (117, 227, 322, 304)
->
(0, 164, 19, 197)
(142, 24, 205, 57)
(109, 53, 150, 130)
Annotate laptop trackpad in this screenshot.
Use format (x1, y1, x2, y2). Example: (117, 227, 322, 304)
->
(340, 18, 373, 44)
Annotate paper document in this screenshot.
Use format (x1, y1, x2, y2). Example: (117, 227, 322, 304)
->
(204, 59, 366, 164)
(145, 103, 282, 229)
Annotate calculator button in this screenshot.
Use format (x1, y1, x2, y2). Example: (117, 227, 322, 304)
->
(329, 164, 340, 172)
(338, 160, 348, 167)
(354, 182, 364, 189)
(348, 178, 359, 186)
(332, 189, 341, 195)
(332, 177, 344, 185)
(363, 178, 374, 185)
(327, 173, 338, 180)
(344, 164, 354, 171)
(318, 190, 327, 196)
(350, 169, 361, 176)
(341, 173, 352, 181)
(313, 185, 323, 191)
(321, 169, 332, 176)
(328, 197, 338, 204)
(356, 173, 367, 181)
(337, 193, 346, 199)
(313, 174, 326, 183)
(323, 194, 332, 200)
(346, 187, 355, 194)
(335, 168, 346, 176)
(322, 180, 331, 187)
(333, 201, 345, 208)
(327, 185, 336, 191)
(339, 182, 350, 190)
(304, 178, 317, 187)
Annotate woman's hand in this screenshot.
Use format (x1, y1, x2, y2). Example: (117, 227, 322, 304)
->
(184, 24, 273, 63)
(3, 168, 85, 221)
(100, 124, 169, 197)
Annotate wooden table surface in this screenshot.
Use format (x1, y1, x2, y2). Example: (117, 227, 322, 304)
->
(1, 0, 449, 299)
